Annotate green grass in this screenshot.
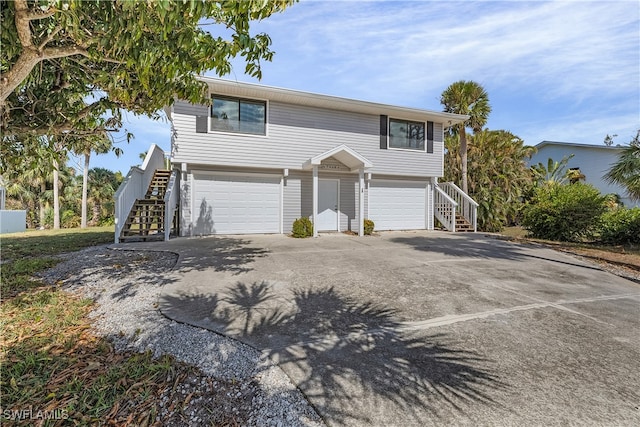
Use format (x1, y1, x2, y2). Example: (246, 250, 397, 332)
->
(1, 226, 114, 260)
(1, 227, 114, 299)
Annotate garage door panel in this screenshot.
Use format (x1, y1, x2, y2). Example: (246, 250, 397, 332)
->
(369, 180, 426, 230)
(193, 173, 281, 235)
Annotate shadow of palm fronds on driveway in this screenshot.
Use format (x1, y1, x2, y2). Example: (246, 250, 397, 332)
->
(172, 237, 269, 276)
(162, 282, 506, 425)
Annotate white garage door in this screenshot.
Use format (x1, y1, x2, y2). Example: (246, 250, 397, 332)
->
(369, 180, 426, 230)
(192, 173, 281, 234)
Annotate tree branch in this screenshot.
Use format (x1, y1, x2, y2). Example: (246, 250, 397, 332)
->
(3, 98, 121, 136)
(38, 26, 63, 51)
(14, 0, 34, 47)
(26, 9, 57, 21)
(1, 1, 90, 106)
(42, 45, 89, 60)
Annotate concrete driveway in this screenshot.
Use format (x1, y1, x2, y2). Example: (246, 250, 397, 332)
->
(140, 231, 639, 426)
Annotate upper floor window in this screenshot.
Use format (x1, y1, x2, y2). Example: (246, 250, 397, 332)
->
(389, 119, 425, 150)
(210, 95, 266, 135)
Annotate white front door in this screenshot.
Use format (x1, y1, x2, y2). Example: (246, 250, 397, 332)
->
(317, 179, 339, 231)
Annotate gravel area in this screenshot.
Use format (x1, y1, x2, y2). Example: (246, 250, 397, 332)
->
(39, 245, 323, 427)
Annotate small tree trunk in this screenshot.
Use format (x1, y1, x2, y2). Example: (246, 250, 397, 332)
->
(459, 126, 468, 194)
(39, 182, 46, 228)
(90, 201, 101, 227)
(81, 150, 90, 228)
(53, 159, 60, 229)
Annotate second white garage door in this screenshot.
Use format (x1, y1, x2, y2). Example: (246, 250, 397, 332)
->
(192, 173, 281, 234)
(368, 180, 426, 230)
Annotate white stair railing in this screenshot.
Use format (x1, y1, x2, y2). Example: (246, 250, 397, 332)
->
(163, 169, 179, 241)
(438, 182, 479, 232)
(434, 185, 458, 232)
(114, 144, 166, 243)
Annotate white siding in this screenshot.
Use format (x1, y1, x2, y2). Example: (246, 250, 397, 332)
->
(172, 101, 444, 178)
(282, 171, 360, 233)
(283, 170, 305, 234)
(529, 144, 638, 207)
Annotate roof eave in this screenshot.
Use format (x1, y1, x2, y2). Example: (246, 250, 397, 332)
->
(198, 76, 468, 125)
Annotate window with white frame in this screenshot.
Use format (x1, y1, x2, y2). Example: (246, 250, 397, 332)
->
(210, 95, 266, 135)
(388, 119, 425, 150)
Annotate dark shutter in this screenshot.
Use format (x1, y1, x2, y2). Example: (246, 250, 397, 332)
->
(196, 115, 208, 133)
(380, 115, 388, 149)
(426, 121, 434, 153)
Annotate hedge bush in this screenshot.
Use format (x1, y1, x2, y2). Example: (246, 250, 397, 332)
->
(521, 183, 606, 242)
(292, 217, 314, 238)
(364, 219, 374, 235)
(598, 207, 640, 244)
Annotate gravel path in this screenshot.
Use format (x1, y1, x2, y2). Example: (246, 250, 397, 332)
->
(39, 245, 323, 427)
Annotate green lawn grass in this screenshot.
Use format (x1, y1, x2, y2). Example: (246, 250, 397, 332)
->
(1, 226, 114, 298)
(2, 226, 114, 260)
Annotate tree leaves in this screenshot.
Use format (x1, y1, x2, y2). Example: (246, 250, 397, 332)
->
(1, 0, 296, 137)
(604, 130, 640, 201)
(444, 130, 535, 232)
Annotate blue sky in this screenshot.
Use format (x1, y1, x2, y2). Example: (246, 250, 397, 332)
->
(83, 0, 640, 174)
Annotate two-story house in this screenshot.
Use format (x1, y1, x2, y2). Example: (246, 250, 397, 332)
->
(529, 141, 639, 208)
(114, 78, 475, 242)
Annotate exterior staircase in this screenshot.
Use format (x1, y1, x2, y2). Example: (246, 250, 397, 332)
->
(119, 170, 173, 242)
(434, 182, 478, 232)
(455, 213, 474, 232)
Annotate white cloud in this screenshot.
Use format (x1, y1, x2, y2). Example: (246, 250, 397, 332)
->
(102, 0, 639, 172)
(269, 1, 637, 99)
(242, 0, 639, 142)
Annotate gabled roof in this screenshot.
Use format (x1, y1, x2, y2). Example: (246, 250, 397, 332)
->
(302, 145, 373, 171)
(198, 76, 468, 126)
(535, 140, 623, 151)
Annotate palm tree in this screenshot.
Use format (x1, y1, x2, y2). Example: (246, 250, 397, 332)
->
(440, 80, 491, 193)
(444, 130, 534, 231)
(10, 136, 54, 228)
(88, 168, 119, 226)
(47, 136, 70, 229)
(74, 134, 119, 228)
(604, 130, 640, 201)
(531, 155, 574, 186)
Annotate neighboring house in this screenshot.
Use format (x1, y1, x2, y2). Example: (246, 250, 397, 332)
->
(529, 141, 638, 207)
(114, 78, 475, 242)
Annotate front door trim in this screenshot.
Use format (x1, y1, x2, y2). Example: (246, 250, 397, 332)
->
(317, 178, 340, 231)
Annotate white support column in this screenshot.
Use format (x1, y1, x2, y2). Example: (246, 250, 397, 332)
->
(358, 168, 365, 236)
(312, 165, 318, 237)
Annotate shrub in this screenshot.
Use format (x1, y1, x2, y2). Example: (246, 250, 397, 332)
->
(521, 183, 606, 242)
(292, 217, 313, 238)
(62, 210, 81, 228)
(598, 207, 640, 244)
(364, 219, 374, 235)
